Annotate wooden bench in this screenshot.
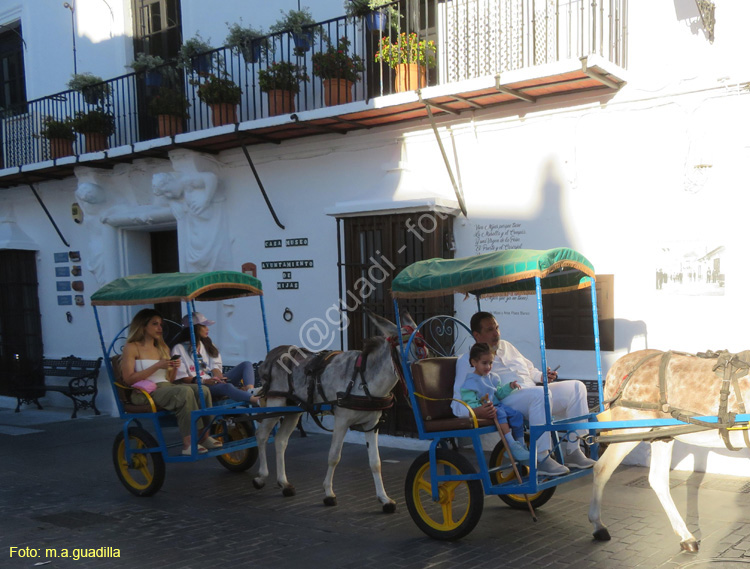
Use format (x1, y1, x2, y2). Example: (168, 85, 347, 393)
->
(15, 356, 103, 419)
(410, 357, 493, 432)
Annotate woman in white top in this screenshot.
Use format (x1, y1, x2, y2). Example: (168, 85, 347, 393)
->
(120, 308, 221, 455)
(171, 312, 260, 405)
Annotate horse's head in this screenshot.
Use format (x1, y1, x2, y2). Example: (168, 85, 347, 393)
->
(365, 309, 428, 364)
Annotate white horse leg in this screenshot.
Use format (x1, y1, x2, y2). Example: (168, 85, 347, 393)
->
(649, 440, 698, 552)
(322, 419, 349, 507)
(364, 429, 396, 513)
(252, 416, 280, 490)
(274, 412, 302, 497)
(589, 441, 639, 541)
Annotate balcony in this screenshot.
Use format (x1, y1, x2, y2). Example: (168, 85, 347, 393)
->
(0, 0, 627, 189)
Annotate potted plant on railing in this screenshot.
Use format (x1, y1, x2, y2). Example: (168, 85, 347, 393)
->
(177, 33, 214, 76)
(376, 32, 436, 92)
(195, 73, 242, 127)
(71, 109, 116, 152)
(345, 0, 400, 32)
(257, 61, 309, 116)
(148, 87, 190, 137)
(225, 20, 270, 65)
(67, 72, 110, 106)
(270, 6, 321, 55)
(312, 37, 364, 106)
(39, 116, 76, 159)
(128, 52, 165, 87)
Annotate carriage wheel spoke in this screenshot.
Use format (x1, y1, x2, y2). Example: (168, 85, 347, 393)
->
(440, 501, 455, 525)
(416, 475, 433, 494)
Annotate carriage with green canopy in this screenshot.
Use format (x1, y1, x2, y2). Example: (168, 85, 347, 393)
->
(91, 270, 318, 496)
(390, 247, 604, 539)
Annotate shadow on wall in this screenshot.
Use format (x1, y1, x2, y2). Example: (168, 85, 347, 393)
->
(614, 319, 649, 352)
(673, 0, 711, 38)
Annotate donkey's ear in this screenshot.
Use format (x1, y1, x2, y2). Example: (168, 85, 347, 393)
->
(400, 309, 418, 330)
(365, 309, 399, 337)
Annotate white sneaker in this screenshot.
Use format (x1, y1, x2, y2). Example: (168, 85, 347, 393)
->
(537, 454, 570, 476)
(507, 440, 530, 462)
(565, 447, 596, 469)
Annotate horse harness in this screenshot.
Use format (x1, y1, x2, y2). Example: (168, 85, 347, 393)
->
(604, 350, 750, 450)
(265, 345, 396, 433)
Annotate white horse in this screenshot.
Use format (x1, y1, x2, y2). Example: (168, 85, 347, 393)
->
(252, 311, 420, 513)
(589, 349, 750, 552)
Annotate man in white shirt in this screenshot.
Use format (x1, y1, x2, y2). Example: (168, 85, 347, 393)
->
(452, 311, 595, 476)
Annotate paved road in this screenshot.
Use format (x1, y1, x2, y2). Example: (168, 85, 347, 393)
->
(2, 407, 750, 569)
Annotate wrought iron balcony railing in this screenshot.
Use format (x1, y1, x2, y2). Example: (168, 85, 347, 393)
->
(0, 0, 627, 169)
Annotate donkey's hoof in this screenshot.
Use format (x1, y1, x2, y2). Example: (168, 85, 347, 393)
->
(323, 496, 337, 507)
(680, 539, 699, 553)
(252, 478, 265, 490)
(281, 485, 296, 497)
(593, 528, 611, 541)
(382, 501, 396, 514)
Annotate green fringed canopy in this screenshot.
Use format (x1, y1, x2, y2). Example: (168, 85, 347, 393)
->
(91, 271, 262, 306)
(391, 248, 595, 299)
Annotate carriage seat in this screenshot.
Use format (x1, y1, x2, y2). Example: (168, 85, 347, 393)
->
(410, 357, 494, 432)
(110, 355, 163, 414)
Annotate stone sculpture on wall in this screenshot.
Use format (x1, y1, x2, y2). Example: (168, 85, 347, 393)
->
(152, 159, 231, 273)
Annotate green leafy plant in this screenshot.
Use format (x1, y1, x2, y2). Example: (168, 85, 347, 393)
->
(225, 20, 269, 63)
(311, 37, 364, 82)
(67, 72, 110, 105)
(127, 53, 165, 73)
(71, 109, 116, 136)
(269, 7, 325, 54)
(177, 33, 214, 70)
(345, 0, 399, 20)
(269, 7, 316, 36)
(148, 88, 190, 118)
(376, 33, 436, 68)
(195, 74, 242, 105)
(39, 116, 75, 141)
(257, 61, 309, 94)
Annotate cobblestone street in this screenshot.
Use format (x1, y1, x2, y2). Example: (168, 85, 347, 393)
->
(3, 408, 750, 569)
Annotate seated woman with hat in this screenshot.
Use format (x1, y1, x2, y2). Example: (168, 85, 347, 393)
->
(171, 312, 260, 405)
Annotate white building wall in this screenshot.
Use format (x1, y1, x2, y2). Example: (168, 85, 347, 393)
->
(2, 0, 750, 474)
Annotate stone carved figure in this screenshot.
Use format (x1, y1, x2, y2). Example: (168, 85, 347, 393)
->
(75, 181, 112, 285)
(152, 170, 231, 272)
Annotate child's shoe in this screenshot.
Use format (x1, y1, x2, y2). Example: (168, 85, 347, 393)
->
(507, 440, 530, 462)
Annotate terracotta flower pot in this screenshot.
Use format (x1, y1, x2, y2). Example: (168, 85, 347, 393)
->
(209, 103, 238, 127)
(394, 63, 427, 93)
(322, 79, 354, 106)
(266, 90, 295, 117)
(83, 132, 108, 153)
(49, 138, 74, 159)
(157, 115, 184, 137)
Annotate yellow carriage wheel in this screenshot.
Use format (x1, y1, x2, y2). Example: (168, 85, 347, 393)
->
(488, 440, 556, 509)
(112, 427, 165, 497)
(404, 449, 483, 540)
(213, 418, 258, 472)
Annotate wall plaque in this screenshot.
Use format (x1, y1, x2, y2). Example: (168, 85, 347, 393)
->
(262, 260, 313, 270)
(285, 238, 308, 247)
